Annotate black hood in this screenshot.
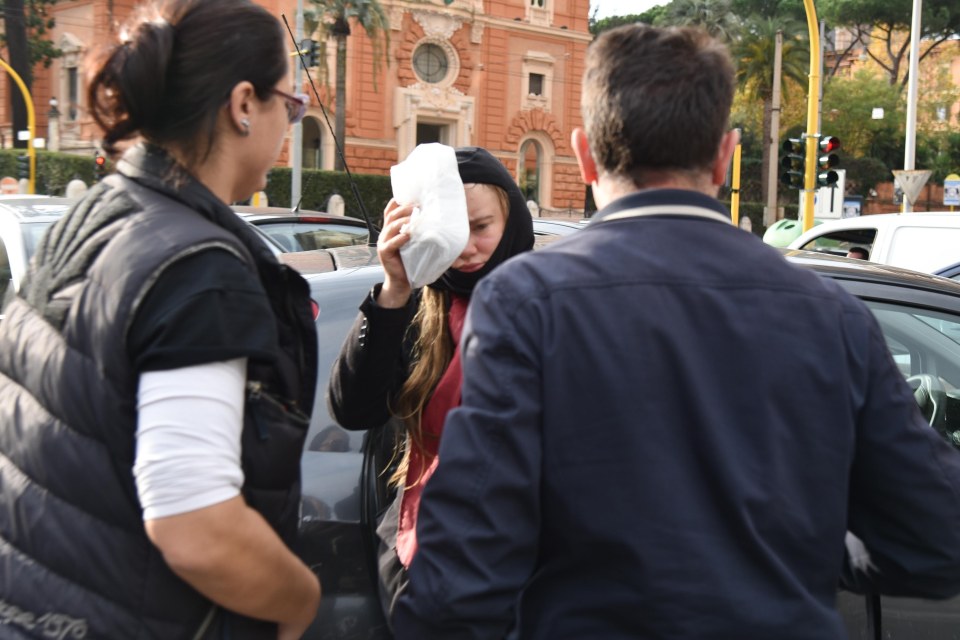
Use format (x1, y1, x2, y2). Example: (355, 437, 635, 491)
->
(429, 146, 534, 296)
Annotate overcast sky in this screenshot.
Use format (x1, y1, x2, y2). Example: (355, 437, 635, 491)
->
(590, 0, 663, 20)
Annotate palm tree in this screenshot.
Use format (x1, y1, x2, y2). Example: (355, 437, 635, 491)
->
(733, 16, 808, 208)
(657, 0, 741, 42)
(309, 0, 390, 171)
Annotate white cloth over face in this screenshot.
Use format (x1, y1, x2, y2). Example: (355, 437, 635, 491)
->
(390, 143, 469, 288)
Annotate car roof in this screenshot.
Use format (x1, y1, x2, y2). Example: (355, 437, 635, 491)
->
(232, 206, 368, 226)
(782, 248, 960, 303)
(0, 196, 75, 222)
(935, 260, 960, 280)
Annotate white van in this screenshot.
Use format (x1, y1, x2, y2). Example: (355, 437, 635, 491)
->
(787, 212, 960, 273)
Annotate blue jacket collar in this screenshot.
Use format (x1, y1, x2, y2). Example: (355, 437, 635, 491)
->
(590, 189, 730, 223)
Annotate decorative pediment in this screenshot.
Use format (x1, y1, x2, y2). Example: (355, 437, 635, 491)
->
(413, 11, 462, 41)
(58, 32, 84, 53)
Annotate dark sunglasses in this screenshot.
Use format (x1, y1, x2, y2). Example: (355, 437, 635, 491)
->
(271, 89, 309, 125)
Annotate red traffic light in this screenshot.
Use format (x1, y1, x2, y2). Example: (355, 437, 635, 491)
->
(820, 136, 840, 153)
(95, 155, 106, 167)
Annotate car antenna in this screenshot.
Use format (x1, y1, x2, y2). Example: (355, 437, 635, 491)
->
(282, 15, 379, 244)
(292, 195, 303, 213)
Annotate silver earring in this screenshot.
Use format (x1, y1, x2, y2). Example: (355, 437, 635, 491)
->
(240, 118, 250, 136)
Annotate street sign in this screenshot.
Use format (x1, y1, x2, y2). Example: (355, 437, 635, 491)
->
(893, 169, 932, 206)
(809, 169, 846, 219)
(945, 174, 960, 207)
(16, 130, 29, 142)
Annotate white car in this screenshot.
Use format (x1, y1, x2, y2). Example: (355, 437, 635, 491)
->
(0, 196, 75, 305)
(0, 197, 285, 314)
(787, 212, 960, 273)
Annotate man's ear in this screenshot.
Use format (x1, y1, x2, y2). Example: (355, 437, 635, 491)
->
(571, 128, 598, 186)
(711, 129, 740, 186)
(226, 81, 257, 136)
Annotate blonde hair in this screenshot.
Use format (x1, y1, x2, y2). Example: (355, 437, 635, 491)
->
(389, 183, 510, 487)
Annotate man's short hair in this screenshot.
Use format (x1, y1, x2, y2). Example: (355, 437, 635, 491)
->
(581, 25, 735, 186)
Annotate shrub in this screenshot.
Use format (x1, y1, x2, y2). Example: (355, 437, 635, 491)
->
(264, 168, 392, 227)
(0, 150, 99, 194)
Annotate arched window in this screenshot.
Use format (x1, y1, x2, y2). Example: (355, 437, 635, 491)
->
(519, 140, 541, 204)
(302, 116, 323, 170)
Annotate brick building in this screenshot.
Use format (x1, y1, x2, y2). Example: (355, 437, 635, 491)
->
(2, 0, 592, 212)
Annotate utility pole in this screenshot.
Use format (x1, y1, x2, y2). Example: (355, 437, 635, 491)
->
(764, 30, 783, 228)
(902, 0, 922, 213)
(291, 0, 304, 209)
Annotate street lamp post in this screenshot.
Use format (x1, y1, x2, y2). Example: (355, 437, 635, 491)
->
(291, 0, 304, 209)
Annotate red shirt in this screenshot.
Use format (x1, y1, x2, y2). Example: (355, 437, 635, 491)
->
(396, 294, 468, 567)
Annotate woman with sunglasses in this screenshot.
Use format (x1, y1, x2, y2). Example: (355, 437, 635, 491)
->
(0, 1, 320, 638)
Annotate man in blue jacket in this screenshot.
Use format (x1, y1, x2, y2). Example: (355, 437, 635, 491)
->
(393, 25, 960, 639)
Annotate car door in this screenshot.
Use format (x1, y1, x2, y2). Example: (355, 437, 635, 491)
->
(832, 277, 960, 640)
(299, 257, 394, 639)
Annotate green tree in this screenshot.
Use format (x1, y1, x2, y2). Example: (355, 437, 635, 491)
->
(733, 17, 808, 206)
(918, 131, 960, 183)
(1, 0, 61, 149)
(590, 7, 668, 35)
(0, 0, 60, 77)
(308, 0, 390, 171)
(821, 70, 904, 191)
(730, 0, 805, 22)
(819, 0, 960, 88)
(656, 0, 741, 42)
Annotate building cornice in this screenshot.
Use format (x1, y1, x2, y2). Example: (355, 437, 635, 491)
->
(387, 0, 592, 44)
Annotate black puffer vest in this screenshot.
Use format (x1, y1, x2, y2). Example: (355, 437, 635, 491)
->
(0, 145, 317, 639)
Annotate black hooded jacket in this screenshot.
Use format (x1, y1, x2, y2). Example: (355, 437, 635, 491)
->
(328, 146, 534, 432)
(326, 146, 534, 621)
(0, 144, 317, 639)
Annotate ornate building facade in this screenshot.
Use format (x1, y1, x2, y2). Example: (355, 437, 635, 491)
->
(2, 0, 592, 212)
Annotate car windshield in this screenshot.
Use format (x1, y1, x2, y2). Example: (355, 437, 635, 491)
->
(258, 222, 369, 252)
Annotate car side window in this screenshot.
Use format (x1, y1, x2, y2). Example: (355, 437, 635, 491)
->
(868, 301, 960, 448)
(800, 229, 877, 257)
(883, 336, 912, 378)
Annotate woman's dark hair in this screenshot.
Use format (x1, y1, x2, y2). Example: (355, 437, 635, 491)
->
(88, 0, 287, 163)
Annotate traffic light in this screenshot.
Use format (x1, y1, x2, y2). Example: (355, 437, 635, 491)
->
(779, 137, 805, 190)
(816, 136, 841, 187)
(300, 38, 319, 67)
(15, 155, 29, 181)
(94, 151, 107, 182)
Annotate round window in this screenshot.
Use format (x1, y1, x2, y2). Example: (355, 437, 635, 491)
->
(413, 43, 449, 84)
